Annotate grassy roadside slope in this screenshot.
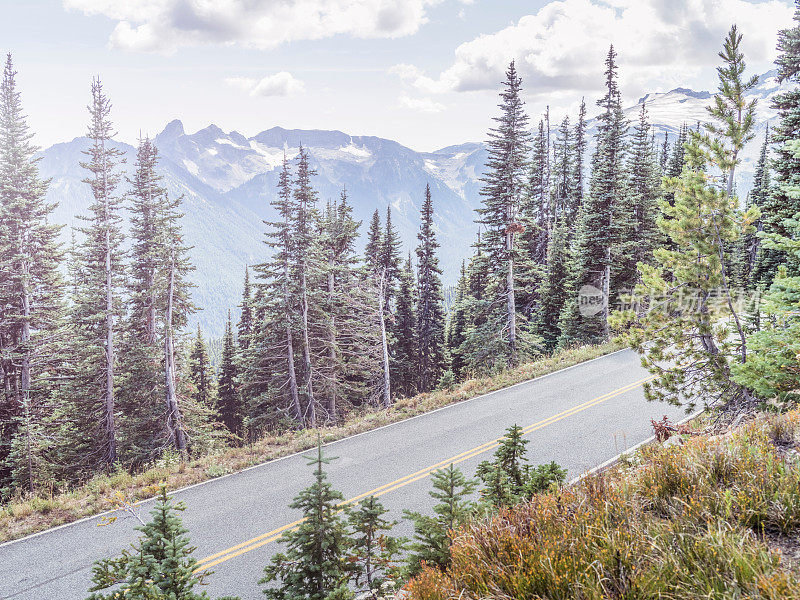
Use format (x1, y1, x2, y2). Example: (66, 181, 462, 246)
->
(408, 408, 800, 600)
(0, 340, 623, 544)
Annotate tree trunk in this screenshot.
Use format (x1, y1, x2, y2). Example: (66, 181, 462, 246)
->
(20, 235, 33, 492)
(284, 262, 303, 426)
(104, 221, 117, 466)
(327, 268, 337, 423)
(300, 267, 316, 427)
(379, 268, 392, 407)
(164, 255, 187, 453)
(506, 213, 517, 364)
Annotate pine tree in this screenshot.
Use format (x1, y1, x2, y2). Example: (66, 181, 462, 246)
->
(704, 25, 758, 198)
(403, 464, 476, 576)
(552, 116, 573, 222)
(318, 189, 375, 422)
(393, 254, 418, 397)
(475, 425, 566, 508)
(476, 60, 532, 366)
(535, 219, 569, 350)
(616, 101, 660, 293)
(217, 312, 239, 436)
(659, 131, 670, 174)
(238, 266, 253, 351)
(261, 441, 351, 600)
(245, 155, 304, 428)
(346, 496, 405, 599)
(87, 487, 237, 600)
(0, 54, 65, 493)
(293, 146, 322, 427)
(516, 119, 548, 318)
(559, 46, 628, 346)
(754, 3, 800, 280)
(739, 128, 770, 288)
(445, 262, 469, 381)
(663, 124, 688, 207)
(118, 136, 195, 462)
(380, 206, 402, 306)
(69, 77, 126, 471)
(569, 98, 588, 223)
(415, 184, 446, 392)
(620, 135, 758, 412)
(364, 209, 382, 275)
(187, 325, 213, 407)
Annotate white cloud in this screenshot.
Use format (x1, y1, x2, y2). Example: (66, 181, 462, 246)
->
(226, 72, 305, 97)
(392, 0, 793, 101)
(63, 0, 469, 53)
(397, 95, 446, 113)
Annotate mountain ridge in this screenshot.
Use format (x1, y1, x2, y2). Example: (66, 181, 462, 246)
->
(37, 73, 779, 336)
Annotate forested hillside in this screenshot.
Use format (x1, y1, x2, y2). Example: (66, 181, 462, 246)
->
(34, 75, 779, 337)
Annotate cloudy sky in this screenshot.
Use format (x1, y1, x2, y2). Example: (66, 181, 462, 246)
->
(2, 0, 794, 151)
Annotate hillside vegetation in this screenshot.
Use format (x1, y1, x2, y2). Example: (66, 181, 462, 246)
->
(408, 410, 800, 600)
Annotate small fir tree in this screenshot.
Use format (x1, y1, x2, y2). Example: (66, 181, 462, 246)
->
(87, 487, 237, 600)
(346, 496, 405, 599)
(403, 464, 476, 576)
(217, 312, 239, 436)
(261, 440, 351, 600)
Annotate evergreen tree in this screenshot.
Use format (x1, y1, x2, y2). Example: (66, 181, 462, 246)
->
(569, 98, 588, 224)
(559, 46, 629, 346)
(218, 312, 240, 436)
(118, 136, 195, 462)
(733, 166, 800, 407)
(704, 25, 758, 198)
(403, 464, 476, 576)
(659, 131, 670, 174)
(238, 266, 253, 351)
(364, 209, 382, 275)
(415, 184, 446, 392)
(261, 441, 350, 600)
(69, 77, 126, 471)
(0, 54, 65, 493)
(663, 124, 688, 207)
(619, 134, 758, 411)
(346, 496, 405, 599)
(380, 206, 402, 305)
(244, 156, 304, 429)
(516, 119, 548, 318)
(754, 3, 800, 280)
(187, 325, 213, 407)
(292, 146, 322, 427)
(739, 128, 770, 288)
(475, 425, 566, 508)
(552, 115, 573, 222)
(87, 487, 237, 600)
(393, 254, 418, 397)
(535, 219, 569, 350)
(445, 262, 469, 381)
(616, 101, 660, 293)
(476, 61, 532, 366)
(318, 189, 375, 422)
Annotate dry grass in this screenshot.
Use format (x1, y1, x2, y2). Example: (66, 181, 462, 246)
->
(407, 408, 800, 600)
(0, 339, 622, 544)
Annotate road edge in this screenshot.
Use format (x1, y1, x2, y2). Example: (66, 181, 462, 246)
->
(1, 347, 629, 549)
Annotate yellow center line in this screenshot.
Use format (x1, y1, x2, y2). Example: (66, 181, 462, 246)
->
(194, 375, 653, 572)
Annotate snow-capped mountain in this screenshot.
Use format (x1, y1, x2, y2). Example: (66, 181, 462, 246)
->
(37, 71, 779, 336)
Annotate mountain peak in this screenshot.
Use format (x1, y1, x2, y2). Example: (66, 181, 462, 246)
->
(667, 87, 712, 100)
(159, 119, 185, 140)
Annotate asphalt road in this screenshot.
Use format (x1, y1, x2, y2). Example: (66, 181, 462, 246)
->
(0, 349, 687, 600)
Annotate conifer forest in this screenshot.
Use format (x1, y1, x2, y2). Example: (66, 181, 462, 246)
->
(4, 1, 800, 598)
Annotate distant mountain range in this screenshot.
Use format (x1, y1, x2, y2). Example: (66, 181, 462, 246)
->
(37, 70, 781, 337)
